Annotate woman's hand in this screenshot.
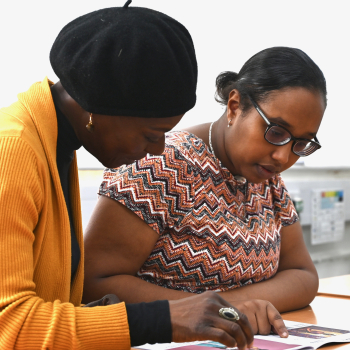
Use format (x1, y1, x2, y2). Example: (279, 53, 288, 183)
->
(231, 299, 288, 337)
(83, 294, 121, 307)
(169, 292, 254, 350)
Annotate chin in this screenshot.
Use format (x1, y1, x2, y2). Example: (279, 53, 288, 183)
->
(105, 158, 137, 168)
(243, 171, 273, 184)
(100, 160, 123, 169)
(123, 159, 137, 166)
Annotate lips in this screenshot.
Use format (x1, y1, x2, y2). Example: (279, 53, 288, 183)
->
(256, 164, 282, 180)
(259, 164, 277, 173)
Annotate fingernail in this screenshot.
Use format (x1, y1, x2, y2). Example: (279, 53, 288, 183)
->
(281, 331, 288, 337)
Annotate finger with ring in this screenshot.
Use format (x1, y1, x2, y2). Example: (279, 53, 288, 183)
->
(219, 307, 240, 322)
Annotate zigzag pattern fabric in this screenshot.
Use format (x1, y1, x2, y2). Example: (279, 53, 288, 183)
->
(99, 131, 299, 293)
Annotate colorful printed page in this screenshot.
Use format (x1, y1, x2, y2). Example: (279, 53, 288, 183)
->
(136, 321, 350, 350)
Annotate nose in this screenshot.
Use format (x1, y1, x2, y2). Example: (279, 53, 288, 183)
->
(271, 142, 292, 165)
(144, 135, 166, 156)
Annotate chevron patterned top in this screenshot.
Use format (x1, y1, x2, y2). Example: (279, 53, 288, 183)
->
(99, 131, 299, 293)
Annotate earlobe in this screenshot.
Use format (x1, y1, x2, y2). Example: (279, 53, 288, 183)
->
(86, 113, 94, 132)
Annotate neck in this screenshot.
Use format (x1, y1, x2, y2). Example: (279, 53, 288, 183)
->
(211, 114, 239, 176)
(50, 82, 89, 143)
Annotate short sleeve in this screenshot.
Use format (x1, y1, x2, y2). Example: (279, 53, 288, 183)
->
(99, 144, 195, 235)
(271, 174, 299, 227)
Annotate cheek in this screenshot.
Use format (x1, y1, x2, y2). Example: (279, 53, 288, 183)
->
(110, 132, 145, 154)
(283, 153, 300, 171)
(231, 123, 266, 159)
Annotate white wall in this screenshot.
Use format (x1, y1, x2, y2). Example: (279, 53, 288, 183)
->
(1, 0, 348, 168)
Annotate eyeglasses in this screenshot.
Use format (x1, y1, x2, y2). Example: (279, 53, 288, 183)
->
(249, 96, 321, 157)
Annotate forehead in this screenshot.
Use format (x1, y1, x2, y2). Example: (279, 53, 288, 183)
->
(259, 88, 325, 137)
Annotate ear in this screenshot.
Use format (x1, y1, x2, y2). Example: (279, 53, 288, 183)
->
(226, 89, 242, 126)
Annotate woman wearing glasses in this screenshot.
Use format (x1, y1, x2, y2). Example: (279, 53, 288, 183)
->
(84, 47, 326, 335)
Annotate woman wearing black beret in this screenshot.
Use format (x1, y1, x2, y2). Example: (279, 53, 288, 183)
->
(0, 2, 281, 349)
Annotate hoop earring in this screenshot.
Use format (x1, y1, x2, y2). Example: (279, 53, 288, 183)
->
(227, 119, 232, 128)
(86, 113, 94, 132)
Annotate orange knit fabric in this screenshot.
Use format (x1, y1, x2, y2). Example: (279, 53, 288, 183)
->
(0, 78, 131, 349)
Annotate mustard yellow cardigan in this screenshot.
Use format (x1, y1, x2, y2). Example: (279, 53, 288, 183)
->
(0, 78, 130, 349)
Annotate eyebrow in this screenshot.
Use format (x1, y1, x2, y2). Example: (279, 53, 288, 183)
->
(269, 116, 317, 138)
(268, 116, 291, 128)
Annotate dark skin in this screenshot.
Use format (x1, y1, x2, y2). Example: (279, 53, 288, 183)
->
(51, 82, 256, 349)
(206, 88, 324, 184)
(51, 82, 183, 168)
(83, 87, 324, 336)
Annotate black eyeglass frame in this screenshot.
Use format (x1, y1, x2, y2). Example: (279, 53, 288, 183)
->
(248, 96, 321, 157)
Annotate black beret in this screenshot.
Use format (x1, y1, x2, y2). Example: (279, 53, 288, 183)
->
(50, 4, 197, 118)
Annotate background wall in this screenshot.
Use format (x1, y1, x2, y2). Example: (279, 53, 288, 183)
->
(283, 167, 350, 278)
(0, 0, 348, 168)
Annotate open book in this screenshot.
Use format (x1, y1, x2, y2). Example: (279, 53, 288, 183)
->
(136, 321, 350, 350)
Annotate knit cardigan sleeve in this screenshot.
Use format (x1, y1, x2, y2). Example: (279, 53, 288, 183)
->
(0, 135, 130, 349)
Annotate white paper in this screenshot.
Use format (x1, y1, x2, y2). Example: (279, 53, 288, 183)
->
(136, 320, 350, 350)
